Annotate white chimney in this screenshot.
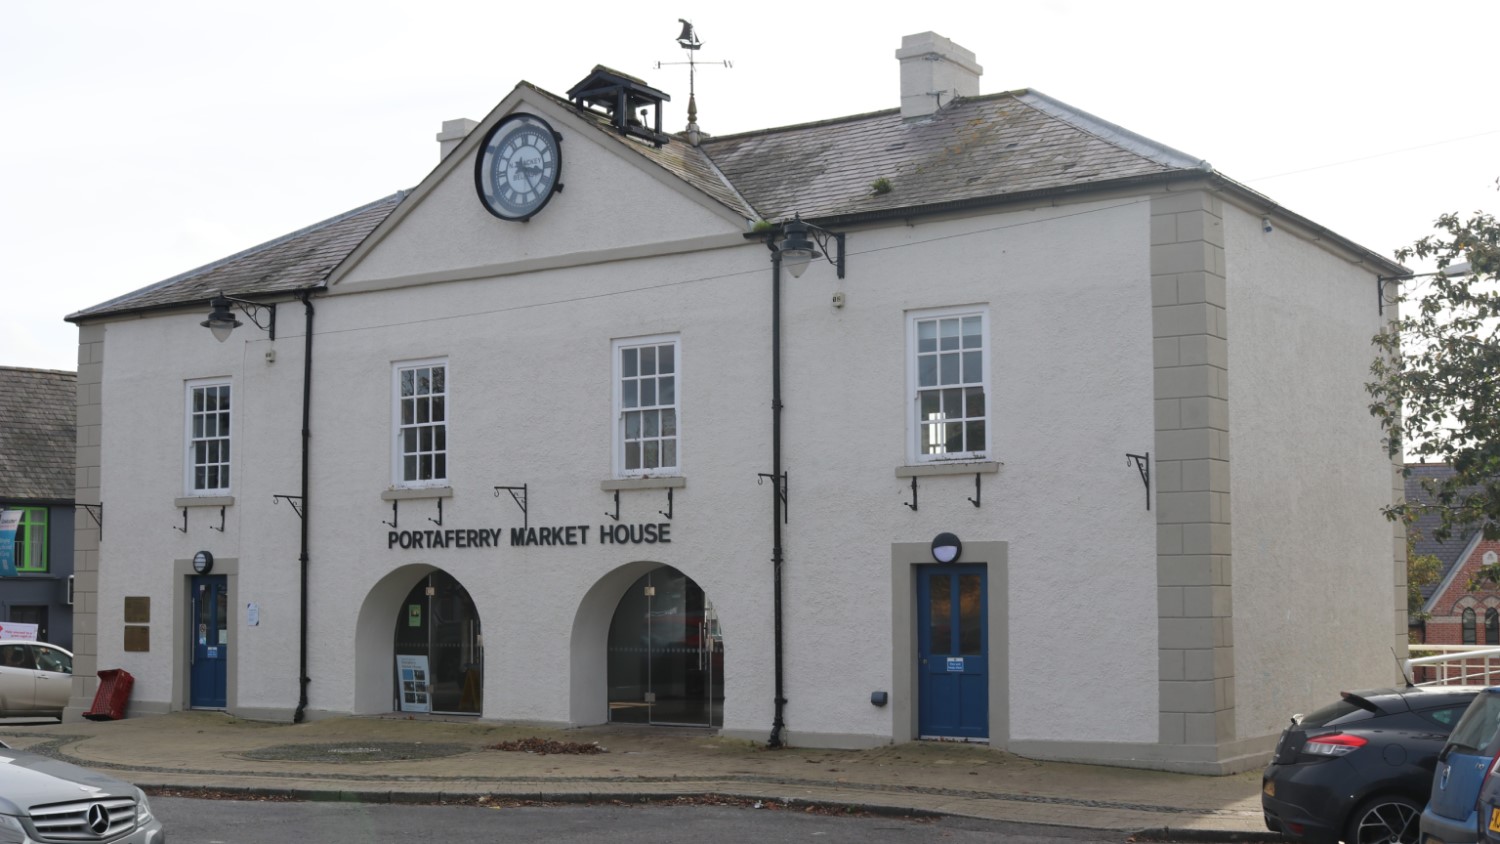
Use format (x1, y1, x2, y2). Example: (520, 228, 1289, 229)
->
(436, 118, 479, 161)
(896, 32, 982, 120)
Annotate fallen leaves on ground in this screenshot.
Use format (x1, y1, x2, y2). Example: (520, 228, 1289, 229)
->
(485, 737, 608, 755)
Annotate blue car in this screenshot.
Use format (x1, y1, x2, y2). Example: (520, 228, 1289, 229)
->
(1422, 687, 1500, 844)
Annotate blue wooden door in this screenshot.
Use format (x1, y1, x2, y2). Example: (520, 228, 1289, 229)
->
(917, 565, 988, 739)
(190, 575, 227, 708)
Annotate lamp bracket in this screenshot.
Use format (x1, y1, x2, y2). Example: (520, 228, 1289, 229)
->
(175, 507, 187, 533)
(1126, 452, 1151, 510)
(606, 489, 620, 522)
(218, 294, 278, 340)
(273, 495, 304, 520)
(659, 487, 674, 520)
(495, 484, 529, 531)
(382, 500, 398, 529)
(773, 216, 846, 279)
(757, 471, 789, 522)
(75, 503, 103, 539)
(427, 497, 443, 527)
(905, 476, 918, 511)
(209, 506, 226, 532)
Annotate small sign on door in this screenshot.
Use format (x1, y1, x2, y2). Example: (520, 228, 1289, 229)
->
(946, 657, 965, 672)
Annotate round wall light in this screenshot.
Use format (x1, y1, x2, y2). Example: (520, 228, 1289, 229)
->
(193, 550, 215, 574)
(931, 532, 962, 563)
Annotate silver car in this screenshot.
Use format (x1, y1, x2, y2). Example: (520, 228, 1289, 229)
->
(0, 740, 165, 843)
(0, 642, 72, 718)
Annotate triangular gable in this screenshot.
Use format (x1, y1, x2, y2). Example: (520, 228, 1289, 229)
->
(329, 84, 753, 291)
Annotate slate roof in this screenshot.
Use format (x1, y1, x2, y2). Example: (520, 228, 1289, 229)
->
(67, 82, 1398, 322)
(0, 367, 77, 502)
(697, 90, 1206, 222)
(68, 193, 404, 321)
(1406, 463, 1486, 607)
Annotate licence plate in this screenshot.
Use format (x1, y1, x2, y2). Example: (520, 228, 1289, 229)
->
(1263, 780, 1275, 798)
(1489, 808, 1500, 834)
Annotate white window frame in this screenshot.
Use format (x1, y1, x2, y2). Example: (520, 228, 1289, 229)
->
(185, 378, 233, 495)
(392, 358, 449, 489)
(613, 335, 681, 478)
(906, 306, 991, 464)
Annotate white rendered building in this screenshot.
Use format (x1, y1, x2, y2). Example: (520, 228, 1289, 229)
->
(64, 33, 1407, 773)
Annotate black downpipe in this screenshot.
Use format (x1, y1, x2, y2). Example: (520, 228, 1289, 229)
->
(293, 291, 315, 723)
(768, 248, 787, 749)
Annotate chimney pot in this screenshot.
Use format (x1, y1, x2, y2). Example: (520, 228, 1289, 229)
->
(436, 118, 479, 161)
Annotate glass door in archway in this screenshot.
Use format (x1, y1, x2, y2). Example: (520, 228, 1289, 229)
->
(607, 566, 723, 727)
(392, 571, 483, 715)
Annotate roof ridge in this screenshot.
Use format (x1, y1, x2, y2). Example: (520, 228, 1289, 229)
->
(1014, 89, 1210, 173)
(67, 191, 406, 319)
(0, 366, 76, 377)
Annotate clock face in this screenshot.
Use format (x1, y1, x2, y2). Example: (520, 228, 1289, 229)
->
(475, 113, 562, 221)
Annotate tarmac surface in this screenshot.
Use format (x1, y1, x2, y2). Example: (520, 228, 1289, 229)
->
(0, 712, 1276, 839)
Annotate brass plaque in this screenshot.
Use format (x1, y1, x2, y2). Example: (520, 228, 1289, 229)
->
(123, 625, 149, 652)
(123, 596, 150, 624)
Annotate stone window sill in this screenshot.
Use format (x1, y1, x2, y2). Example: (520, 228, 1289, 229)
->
(895, 461, 1001, 479)
(381, 487, 454, 501)
(600, 477, 687, 491)
(175, 496, 235, 508)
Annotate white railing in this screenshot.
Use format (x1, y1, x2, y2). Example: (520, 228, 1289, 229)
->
(1406, 645, 1500, 686)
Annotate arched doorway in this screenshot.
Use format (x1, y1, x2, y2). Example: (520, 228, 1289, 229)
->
(391, 570, 482, 715)
(607, 566, 723, 726)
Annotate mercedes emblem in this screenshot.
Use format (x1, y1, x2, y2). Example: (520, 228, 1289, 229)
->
(86, 803, 109, 835)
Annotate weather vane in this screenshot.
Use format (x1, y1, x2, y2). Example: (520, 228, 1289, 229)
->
(656, 19, 732, 141)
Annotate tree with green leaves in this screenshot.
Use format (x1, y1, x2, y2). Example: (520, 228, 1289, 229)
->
(1368, 180, 1500, 580)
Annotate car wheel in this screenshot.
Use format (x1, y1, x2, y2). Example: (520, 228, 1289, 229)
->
(1346, 795, 1422, 844)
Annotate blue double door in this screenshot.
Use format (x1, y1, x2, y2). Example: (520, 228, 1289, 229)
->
(189, 575, 227, 709)
(917, 565, 988, 739)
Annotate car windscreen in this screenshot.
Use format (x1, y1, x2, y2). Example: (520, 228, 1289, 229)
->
(1446, 691, 1500, 753)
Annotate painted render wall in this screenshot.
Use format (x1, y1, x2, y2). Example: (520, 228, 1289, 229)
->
(1224, 203, 1400, 739)
(82, 190, 1162, 747)
(93, 311, 306, 713)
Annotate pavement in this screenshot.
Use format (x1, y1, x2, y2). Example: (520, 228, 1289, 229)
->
(0, 712, 1275, 839)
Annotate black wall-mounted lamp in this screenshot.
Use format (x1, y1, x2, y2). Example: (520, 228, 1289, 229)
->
(778, 215, 846, 279)
(201, 292, 277, 342)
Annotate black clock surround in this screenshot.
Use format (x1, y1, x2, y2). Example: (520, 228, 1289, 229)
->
(474, 112, 563, 222)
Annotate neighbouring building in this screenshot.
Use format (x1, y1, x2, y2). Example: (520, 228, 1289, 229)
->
(1409, 464, 1500, 654)
(0, 366, 79, 647)
(62, 32, 1408, 773)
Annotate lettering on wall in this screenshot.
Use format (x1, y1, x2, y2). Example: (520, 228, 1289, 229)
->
(386, 523, 671, 550)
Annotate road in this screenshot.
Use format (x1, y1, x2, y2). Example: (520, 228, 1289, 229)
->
(150, 797, 1130, 843)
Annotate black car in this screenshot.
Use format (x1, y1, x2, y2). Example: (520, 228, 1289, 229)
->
(1262, 686, 1480, 844)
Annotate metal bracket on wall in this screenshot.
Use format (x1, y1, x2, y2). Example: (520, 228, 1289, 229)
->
(495, 484, 529, 531)
(382, 500, 398, 529)
(606, 490, 620, 521)
(273, 495, 304, 519)
(904, 477, 918, 511)
(659, 488, 673, 520)
(210, 506, 226, 532)
(757, 471, 788, 523)
(174, 507, 187, 533)
(966, 473, 982, 508)
(1126, 452, 1151, 510)
(428, 498, 443, 527)
(75, 503, 103, 539)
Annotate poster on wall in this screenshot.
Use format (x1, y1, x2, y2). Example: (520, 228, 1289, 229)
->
(0, 622, 39, 641)
(0, 510, 20, 578)
(396, 654, 431, 713)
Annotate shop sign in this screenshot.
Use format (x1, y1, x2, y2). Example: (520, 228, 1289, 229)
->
(386, 522, 672, 550)
(0, 622, 39, 641)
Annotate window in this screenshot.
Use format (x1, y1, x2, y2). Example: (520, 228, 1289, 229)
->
(1487, 609, 1498, 645)
(1464, 607, 1477, 645)
(614, 336, 678, 476)
(909, 308, 989, 462)
(394, 360, 447, 487)
(3, 509, 47, 573)
(186, 380, 231, 494)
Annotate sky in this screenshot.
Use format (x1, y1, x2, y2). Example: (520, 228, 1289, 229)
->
(3, 1, 1498, 373)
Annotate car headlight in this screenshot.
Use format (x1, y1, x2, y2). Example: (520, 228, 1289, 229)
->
(134, 787, 154, 824)
(0, 813, 27, 844)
